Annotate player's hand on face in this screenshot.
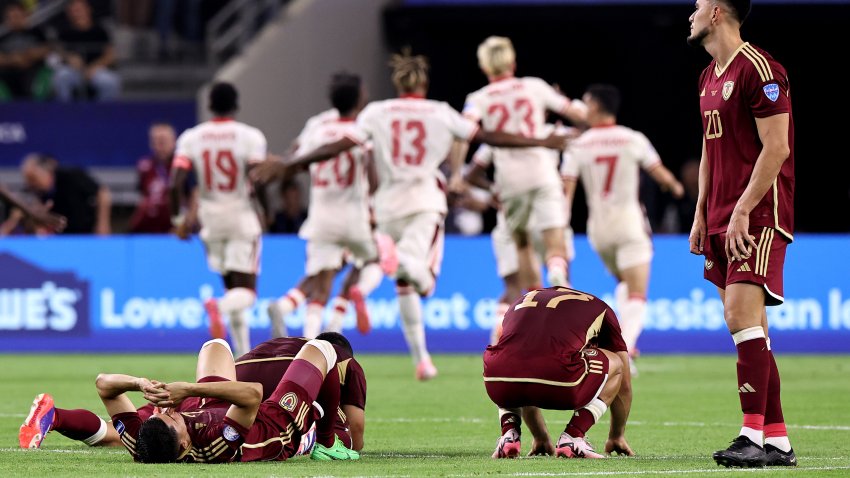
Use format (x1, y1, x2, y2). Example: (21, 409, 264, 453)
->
(527, 438, 555, 456)
(725, 209, 757, 262)
(604, 436, 634, 456)
(149, 381, 192, 408)
(688, 213, 707, 255)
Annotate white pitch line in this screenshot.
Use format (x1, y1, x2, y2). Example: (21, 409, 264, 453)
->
(449, 466, 850, 477)
(0, 448, 126, 455)
(0, 413, 26, 418)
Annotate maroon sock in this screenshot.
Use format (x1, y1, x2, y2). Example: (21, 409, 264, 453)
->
(764, 350, 786, 430)
(315, 367, 341, 448)
(277, 359, 324, 400)
(736, 337, 770, 427)
(565, 409, 595, 438)
(53, 408, 102, 441)
(500, 412, 520, 435)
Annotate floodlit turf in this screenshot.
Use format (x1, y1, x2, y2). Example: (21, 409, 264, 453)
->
(1, 354, 849, 477)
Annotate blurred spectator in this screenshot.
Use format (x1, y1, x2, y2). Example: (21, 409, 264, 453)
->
(155, 0, 202, 60)
(128, 122, 196, 233)
(52, 0, 120, 101)
(20, 153, 111, 234)
(115, 0, 152, 28)
(0, 1, 50, 100)
(270, 180, 307, 233)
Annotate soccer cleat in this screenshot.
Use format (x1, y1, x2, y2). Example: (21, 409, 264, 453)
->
(348, 286, 371, 334)
(713, 435, 768, 468)
(491, 428, 521, 459)
(204, 298, 227, 340)
(19, 393, 55, 449)
(764, 444, 797, 466)
(375, 232, 399, 277)
(310, 436, 360, 461)
(555, 432, 605, 459)
(415, 358, 438, 381)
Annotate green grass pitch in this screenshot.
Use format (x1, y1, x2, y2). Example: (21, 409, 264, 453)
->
(1, 353, 849, 477)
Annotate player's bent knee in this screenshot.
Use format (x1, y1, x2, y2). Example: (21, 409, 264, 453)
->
(202, 338, 233, 357)
(601, 349, 623, 376)
(305, 339, 337, 374)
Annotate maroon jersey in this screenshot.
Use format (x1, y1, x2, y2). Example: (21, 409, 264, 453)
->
(236, 337, 367, 410)
(484, 287, 627, 384)
(112, 378, 248, 463)
(698, 42, 794, 240)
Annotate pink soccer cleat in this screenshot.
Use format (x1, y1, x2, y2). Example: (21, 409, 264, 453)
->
(375, 232, 399, 277)
(204, 298, 227, 340)
(415, 358, 438, 381)
(556, 432, 605, 459)
(19, 393, 55, 449)
(492, 428, 521, 459)
(348, 286, 371, 334)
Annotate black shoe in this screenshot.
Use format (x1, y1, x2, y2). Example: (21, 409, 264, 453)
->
(713, 436, 768, 468)
(765, 444, 797, 466)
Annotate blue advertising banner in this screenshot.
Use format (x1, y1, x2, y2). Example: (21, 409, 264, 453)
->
(0, 102, 196, 167)
(0, 234, 848, 353)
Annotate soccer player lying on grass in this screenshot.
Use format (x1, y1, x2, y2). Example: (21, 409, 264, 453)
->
(484, 286, 633, 459)
(19, 333, 366, 453)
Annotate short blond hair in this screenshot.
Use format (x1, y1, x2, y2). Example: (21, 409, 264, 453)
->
(389, 48, 429, 93)
(477, 36, 515, 77)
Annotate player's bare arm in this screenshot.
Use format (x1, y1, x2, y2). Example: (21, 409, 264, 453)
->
(342, 404, 365, 451)
(647, 164, 685, 199)
(0, 183, 67, 232)
(95, 186, 111, 235)
(605, 350, 634, 456)
(522, 407, 555, 456)
(168, 166, 190, 238)
(448, 140, 470, 193)
(474, 130, 569, 151)
(150, 380, 262, 430)
(252, 137, 359, 183)
(463, 162, 493, 192)
(689, 139, 709, 255)
(725, 113, 791, 262)
(95, 373, 158, 417)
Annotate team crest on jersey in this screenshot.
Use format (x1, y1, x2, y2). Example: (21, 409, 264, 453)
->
(705, 259, 714, 270)
(584, 349, 598, 357)
(763, 83, 780, 102)
(222, 425, 241, 442)
(722, 81, 735, 101)
(279, 392, 298, 412)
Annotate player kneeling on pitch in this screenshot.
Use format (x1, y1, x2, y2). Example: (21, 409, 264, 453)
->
(484, 286, 633, 459)
(95, 338, 359, 463)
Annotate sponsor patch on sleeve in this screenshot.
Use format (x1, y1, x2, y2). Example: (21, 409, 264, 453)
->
(763, 83, 780, 102)
(222, 425, 241, 442)
(114, 420, 125, 435)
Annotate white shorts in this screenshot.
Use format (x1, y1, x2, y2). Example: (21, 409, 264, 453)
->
(492, 217, 575, 278)
(305, 237, 378, 276)
(203, 236, 262, 275)
(587, 212, 652, 275)
(379, 211, 445, 285)
(502, 183, 566, 235)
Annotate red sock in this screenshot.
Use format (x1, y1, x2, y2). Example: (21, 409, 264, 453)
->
(53, 408, 102, 441)
(500, 412, 520, 435)
(736, 337, 769, 430)
(565, 409, 595, 438)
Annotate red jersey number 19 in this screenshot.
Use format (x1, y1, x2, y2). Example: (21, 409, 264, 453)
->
(202, 149, 238, 192)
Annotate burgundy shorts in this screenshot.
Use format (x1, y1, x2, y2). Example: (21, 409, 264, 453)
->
(483, 348, 609, 411)
(236, 359, 292, 402)
(703, 226, 788, 306)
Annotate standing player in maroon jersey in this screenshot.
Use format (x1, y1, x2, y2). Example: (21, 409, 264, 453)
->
(94, 337, 358, 463)
(484, 287, 633, 459)
(687, 0, 796, 468)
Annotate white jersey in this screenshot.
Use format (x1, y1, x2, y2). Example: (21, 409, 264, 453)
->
(347, 96, 479, 222)
(561, 124, 661, 225)
(295, 108, 339, 147)
(174, 118, 267, 239)
(463, 76, 571, 198)
(297, 117, 372, 242)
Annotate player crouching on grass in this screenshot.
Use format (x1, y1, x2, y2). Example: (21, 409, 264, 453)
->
(484, 286, 633, 459)
(95, 338, 358, 463)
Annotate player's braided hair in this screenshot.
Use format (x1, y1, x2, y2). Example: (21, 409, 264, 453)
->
(390, 48, 429, 93)
(137, 417, 180, 463)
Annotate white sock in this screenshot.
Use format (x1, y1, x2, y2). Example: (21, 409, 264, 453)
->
(228, 310, 251, 357)
(739, 427, 764, 446)
(278, 288, 306, 316)
(326, 297, 349, 333)
(356, 263, 384, 296)
(490, 301, 511, 345)
(619, 295, 647, 353)
(614, 282, 628, 314)
(398, 286, 429, 364)
(582, 398, 608, 422)
(303, 302, 324, 339)
(765, 436, 792, 452)
(82, 418, 108, 446)
(546, 256, 568, 287)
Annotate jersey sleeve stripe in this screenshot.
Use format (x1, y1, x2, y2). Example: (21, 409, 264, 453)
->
(741, 46, 773, 82)
(172, 155, 192, 170)
(743, 45, 774, 81)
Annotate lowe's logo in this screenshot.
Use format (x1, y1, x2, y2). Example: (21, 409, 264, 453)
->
(0, 253, 89, 334)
